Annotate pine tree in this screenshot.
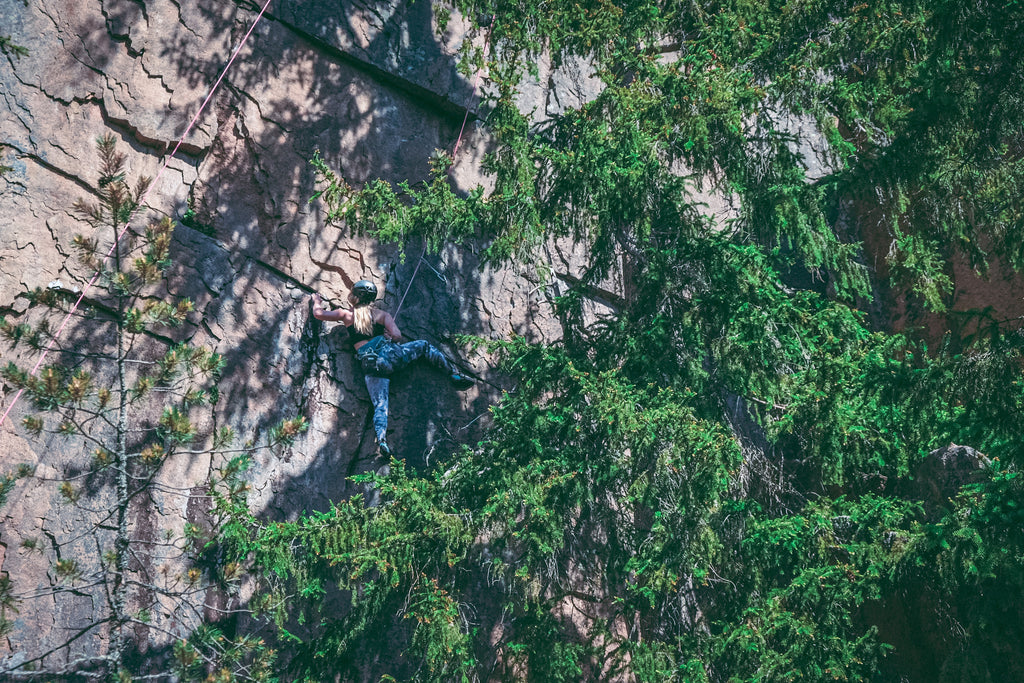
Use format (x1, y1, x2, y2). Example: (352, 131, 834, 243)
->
(204, 1, 1024, 681)
(0, 36, 28, 59)
(0, 135, 304, 679)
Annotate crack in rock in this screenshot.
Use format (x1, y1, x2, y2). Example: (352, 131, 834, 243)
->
(1, 86, 34, 131)
(46, 218, 72, 263)
(250, 256, 316, 297)
(167, 0, 201, 39)
(95, 96, 207, 157)
(7, 142, 98, 197)
(6, 51, 101, 108)
(228, 104, 272, 196)
(99, 0, 146, 59)
(266, 9, 472, 124)
(200, 319, 221, 342)
(9, 63, 197, 160)
(10, 8, 203, 157)
(137, 55, 176, 101)
(222, 80, 292, 137)
(310, 243, 366, 285)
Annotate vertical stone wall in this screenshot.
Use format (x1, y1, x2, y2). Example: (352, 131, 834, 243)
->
(0, 0, 603, 669)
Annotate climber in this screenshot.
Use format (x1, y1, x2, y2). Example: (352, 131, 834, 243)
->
(311, 280, 475, 456)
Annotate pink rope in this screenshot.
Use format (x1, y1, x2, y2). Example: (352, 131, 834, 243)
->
(1, 0, 274, 429)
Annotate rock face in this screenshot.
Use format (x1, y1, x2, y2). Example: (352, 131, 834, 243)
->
(907, 443, 991, 521)
(0, 0, 600, 671)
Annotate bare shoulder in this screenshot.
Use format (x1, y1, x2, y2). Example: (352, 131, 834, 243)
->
(337, 308, 355, 325)
(377, 308, 402, 340)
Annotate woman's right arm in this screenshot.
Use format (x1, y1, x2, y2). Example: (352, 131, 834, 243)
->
(311, 293, 353, 325)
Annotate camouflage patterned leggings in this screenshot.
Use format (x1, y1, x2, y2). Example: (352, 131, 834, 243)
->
(357, 339, 458, 444)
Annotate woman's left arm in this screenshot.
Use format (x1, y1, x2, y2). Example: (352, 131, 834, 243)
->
(379, 310, 402, 341)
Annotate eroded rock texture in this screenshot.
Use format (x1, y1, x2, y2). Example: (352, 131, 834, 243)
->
(0, 0, 599, 670)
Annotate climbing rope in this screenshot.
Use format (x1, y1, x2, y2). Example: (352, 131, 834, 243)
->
(394, 250, 426, 319)
(393, 22, 493, 319)
(0, 0, 274, 429)
(452, 22, 493, 161)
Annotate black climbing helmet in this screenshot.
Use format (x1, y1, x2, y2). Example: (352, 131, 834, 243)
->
(351, 279, 378, 305)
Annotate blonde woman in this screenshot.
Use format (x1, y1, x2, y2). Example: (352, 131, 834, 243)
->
(311, 280, 474, 456)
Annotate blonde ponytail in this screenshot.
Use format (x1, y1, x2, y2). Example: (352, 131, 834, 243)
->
(352, 305, 374, 335)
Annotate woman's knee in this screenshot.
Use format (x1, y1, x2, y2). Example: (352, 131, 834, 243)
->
(401, 339, 430, 357)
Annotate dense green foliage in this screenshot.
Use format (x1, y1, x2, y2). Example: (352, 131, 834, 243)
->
(218, 0, 1023, 681)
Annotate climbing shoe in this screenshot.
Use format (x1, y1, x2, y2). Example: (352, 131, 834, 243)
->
(450, 373, 475, 390)
(377, 440, 392, 457)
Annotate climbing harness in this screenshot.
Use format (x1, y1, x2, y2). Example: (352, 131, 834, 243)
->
(355, 334, 391, 374)
(0, 0, 274, 428)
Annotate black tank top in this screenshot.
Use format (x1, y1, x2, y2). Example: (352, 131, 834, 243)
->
(347, 321, 387, 346)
